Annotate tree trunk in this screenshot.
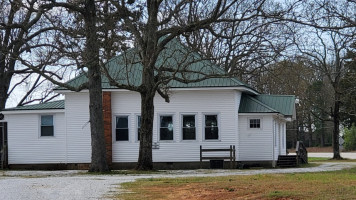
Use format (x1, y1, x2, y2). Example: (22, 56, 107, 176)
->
(332, 92, 342, 159)
(136, 47, 156, 170)
(0, 83, 9, 110)
(136, 91, 155, 170)
(84, 0, 109, 172)
(88, 68, 109, 172)
(307, 114, 313, 147)
(0, 65, 12, 110)
(135, 0, 159, 170)
(320, 120, 325, 147)
(320, 112, 328, 147)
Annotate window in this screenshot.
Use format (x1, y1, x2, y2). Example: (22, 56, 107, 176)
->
(205, 115, 219, 140)
(41, 115, 54, 136)
(160, 115, 173, 140)
(182, 115, 196, 140)
(249, 119, 261, 128)
(137, 115, 141, 141)
(116, 116, 129, 141)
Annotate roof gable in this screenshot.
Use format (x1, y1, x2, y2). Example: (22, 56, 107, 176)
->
(255, 95, 295, 116)
(239, 94, 278, 113)
(239, 94, 296, 117)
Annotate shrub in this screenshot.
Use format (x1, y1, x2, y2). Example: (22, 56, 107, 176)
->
(344, 125, 356, 151)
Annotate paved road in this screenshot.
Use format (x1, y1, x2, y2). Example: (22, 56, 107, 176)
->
(1, 161, 356, 200)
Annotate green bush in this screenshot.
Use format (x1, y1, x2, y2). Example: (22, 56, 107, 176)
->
(344, 125, 356, 151)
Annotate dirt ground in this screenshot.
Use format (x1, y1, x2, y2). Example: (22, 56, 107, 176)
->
(289, 146, 356, 153)
(289, 146, 333, 153)
(306, 147, 333, 152)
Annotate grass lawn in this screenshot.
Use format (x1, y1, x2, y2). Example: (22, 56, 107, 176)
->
(117, 166, 356, 200)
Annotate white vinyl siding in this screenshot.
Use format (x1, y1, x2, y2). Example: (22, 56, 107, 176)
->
(65, 93, 91, 163)
(111, 90, 239, 163)
(238, 115, 274, 161)
(6, 89, 289, 165)
(7, 113, 66, 164)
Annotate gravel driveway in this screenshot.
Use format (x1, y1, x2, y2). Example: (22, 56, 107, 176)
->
(1, 162, 356, 200)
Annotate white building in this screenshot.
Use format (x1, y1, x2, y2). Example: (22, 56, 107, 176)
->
(0, 40, 296, 169)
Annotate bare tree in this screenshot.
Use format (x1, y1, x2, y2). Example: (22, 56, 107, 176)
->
(293, 22, 355, 158)
(33, 0, 121, 172)
(181, 1, 294, 86)
(340, 41, 356, 127)
(0, 0, 66, 110)
(17, 0, 125, 172)
(98, 0, 297, 170)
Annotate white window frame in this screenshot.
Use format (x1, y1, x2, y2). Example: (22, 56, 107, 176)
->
(114, 115, 130, 142)
(135, 114, 141, 142)
(248, 117, 262, 129)
(180, 113, 197, 141)
(158, 114, 175, 142)
(203, 113, 220, 141)
(39, 114, 55, 137)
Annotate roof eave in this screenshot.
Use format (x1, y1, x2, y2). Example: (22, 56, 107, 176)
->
(238, 112, 279, 116)
(1, 109, 65, 114)
(56, 86, 260, 94)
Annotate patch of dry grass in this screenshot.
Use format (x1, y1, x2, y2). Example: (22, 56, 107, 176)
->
(117, 167, 356, 200)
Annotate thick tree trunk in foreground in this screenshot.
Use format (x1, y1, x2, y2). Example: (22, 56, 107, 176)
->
(0, 80, 9, 110)
(136, 91, 155, 170)
(332, 91, 342, 159)
(135, 0, 159, 170)
(84, 0, 109, 172)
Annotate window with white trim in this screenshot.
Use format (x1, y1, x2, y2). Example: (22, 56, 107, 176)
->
(249, 119, 261, 128)
(116, 116, 129, 141)
(182, 115, 196, 140)
(204, 114, 219, 140)
(137, 115, 141, 141)
(160, 115, 173, 140)
(41, 115, 54, 136)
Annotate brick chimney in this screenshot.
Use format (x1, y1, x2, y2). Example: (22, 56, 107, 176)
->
(102, 92, 112, 166)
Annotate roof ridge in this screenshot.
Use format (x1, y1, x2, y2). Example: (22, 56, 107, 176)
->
(258, 94, 295, 97)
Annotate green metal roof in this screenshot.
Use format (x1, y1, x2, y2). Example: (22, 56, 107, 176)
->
(3, 100, 65, 111)
(56, 39, 256, 91)
(239, 94, 295, 116)
(239, 94, 278, 113)
(255, 95, 296, 116)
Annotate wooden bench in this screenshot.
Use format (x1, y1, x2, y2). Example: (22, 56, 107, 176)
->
(200, 145, 236, 169)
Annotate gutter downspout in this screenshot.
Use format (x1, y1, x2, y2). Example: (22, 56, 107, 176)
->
(65, 101, 68, 165)
(272, 118, 276, 167)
